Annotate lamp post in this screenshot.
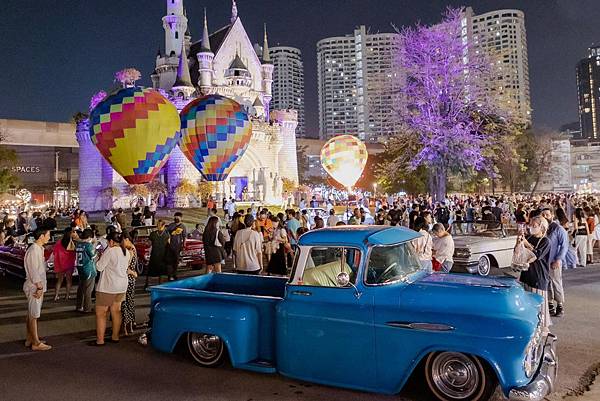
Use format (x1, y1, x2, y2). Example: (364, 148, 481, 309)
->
(373, 182, 377, 197)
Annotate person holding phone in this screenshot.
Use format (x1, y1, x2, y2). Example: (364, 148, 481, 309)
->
(516, 215, 551, 333)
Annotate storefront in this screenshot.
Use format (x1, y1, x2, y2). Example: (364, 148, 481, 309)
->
(1, 119, 78, 207)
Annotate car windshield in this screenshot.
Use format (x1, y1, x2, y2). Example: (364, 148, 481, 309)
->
(366, 242, 422, 285)
(451, 221, 507, 238)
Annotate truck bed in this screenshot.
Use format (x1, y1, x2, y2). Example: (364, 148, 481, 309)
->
(151, 273, 287, 299)
(149, 273, 287, 368)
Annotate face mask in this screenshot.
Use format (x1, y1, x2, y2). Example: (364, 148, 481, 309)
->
(529, 226, 541, 235)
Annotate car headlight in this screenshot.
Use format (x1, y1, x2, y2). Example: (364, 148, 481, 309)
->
(454, 248, 471, 258)
(523, 313, 543, 377)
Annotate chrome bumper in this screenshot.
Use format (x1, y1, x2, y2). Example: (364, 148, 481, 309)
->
(509, 333, 558, 401)
(453, 260, 478, 274)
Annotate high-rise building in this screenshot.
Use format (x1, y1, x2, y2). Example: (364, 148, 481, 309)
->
(577, 46, 600, 140)
(463, 8, 532, 124)
(317, 26, 401, 142)
(269, 46, 305, 137)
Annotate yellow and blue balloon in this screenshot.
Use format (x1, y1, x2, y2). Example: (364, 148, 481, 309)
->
(179, 95, 253, 181)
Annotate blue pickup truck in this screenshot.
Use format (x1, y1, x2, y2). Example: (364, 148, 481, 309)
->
(147, 226, 557, 401)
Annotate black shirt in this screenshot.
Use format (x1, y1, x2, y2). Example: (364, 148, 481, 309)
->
(519, 235, 550, 290)
(514, 210, 527, 223)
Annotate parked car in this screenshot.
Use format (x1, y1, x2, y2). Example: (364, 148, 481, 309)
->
(452, 221, 518, 276)
(147, 226, 556, 401)
(0, 230, 63, 279)
(130, 226, 205, 273)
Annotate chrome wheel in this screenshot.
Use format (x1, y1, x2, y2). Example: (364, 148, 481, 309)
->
(187, 332, 225, 367)
(425, 352, 491, 401)
(477, 256, 491, 276)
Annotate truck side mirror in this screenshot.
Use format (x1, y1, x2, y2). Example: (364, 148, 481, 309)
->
(336, 272, 362, 299)
(336, 272, 350, 287)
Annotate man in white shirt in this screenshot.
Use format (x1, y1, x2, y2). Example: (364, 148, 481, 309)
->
(23, 228, 52, 351)
(326, 209, 339, 227)
(233, 214, 263, 274)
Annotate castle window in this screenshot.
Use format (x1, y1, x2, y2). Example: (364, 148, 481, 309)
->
(175, 31, 179, 39)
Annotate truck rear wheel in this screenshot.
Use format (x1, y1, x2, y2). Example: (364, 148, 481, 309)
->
(187, 332, 225, 367)
(424, 352, 496, 401)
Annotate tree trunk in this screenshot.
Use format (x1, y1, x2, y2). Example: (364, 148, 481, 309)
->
(429, 166, 447, 202)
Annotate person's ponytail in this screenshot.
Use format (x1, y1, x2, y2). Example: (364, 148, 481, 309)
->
(108, 231, 127, 256)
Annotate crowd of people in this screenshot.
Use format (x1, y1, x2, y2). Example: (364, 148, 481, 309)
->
(12, 191, 600, 350)
(16, 205, 187, 351)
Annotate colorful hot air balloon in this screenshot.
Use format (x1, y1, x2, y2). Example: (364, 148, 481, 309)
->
(179, 95, 253, 181)
(89, 87, 180, 184)
(320, 135, 368, 189)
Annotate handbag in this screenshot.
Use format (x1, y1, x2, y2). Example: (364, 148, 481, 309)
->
(511, 241, 537, 271)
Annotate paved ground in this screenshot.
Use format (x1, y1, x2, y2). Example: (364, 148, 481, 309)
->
(0, 266, 599, 401)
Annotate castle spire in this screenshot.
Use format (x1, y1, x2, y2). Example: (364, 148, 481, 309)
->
(174, 42, 193, 88)
(200, 8, 211, 52)
(262, 23, 271, 64)
(231, 0, 238, 24)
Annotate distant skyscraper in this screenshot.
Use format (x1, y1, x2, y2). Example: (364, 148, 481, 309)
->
(463, 8, 532, 124)
(270, 46, 305, 137)
(317, 26, 401, 142)
(577, 46, 600, 140)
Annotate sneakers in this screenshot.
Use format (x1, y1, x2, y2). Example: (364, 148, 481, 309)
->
(549, 303, 556, 316)
(31, 343, 52, 351)
(555, 305, 564, 317)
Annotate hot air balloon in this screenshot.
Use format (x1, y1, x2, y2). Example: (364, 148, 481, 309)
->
(320, 135, 368, 189)
(89, 87, 180, 185)
(179, 95, 253, 181)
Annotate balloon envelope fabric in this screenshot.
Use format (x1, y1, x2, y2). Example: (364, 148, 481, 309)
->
(89, 87, 180, 184)
(320, 135, 368, 189)
(180, 95, 253, 181)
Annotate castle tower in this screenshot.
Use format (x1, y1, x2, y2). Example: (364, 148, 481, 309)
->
(196, 9, 214, 94)
(75, 118, 103, 211)
(261, 24, 274, 120)
(163, 0, 187, 58)
(271, 110, 299, 184)
(171, 43, 196, 106)
(183, 8, 192, 55)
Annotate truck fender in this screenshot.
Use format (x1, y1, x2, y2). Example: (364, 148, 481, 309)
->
(151, 298, 260, 366)
(394, 344, 510, 395)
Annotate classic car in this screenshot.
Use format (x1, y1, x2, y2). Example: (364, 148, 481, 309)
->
(147, 226, 556, 401)
(452, 221, 518, 276)
(0, 230, 64, 279)
(130, 225, 205, 273)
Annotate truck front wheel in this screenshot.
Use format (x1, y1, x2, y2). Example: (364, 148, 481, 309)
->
(187, 332, 225, 367)
(424, 352, 496, 401)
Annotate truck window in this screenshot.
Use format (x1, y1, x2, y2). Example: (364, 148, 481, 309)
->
(366, 242, 421, 285)
(302, 247, 361, 287)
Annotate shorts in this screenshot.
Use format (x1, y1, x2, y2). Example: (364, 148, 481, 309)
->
(27, 295, 43, 319)
(95, 291, 126, 307)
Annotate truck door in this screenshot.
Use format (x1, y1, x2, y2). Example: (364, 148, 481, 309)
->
(276, 247, 376, 389)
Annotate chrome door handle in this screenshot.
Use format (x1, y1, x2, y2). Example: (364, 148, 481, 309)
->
(291, 290, 312, 296)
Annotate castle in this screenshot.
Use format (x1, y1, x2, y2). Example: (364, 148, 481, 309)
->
(77, 0, 299, 210)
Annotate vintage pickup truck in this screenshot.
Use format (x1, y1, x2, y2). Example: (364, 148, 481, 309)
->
(148, 226, 557, 401)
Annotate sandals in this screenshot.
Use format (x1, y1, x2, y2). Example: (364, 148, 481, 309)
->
(88, 341, 105, 346)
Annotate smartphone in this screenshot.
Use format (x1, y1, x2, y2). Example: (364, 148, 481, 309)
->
(517, 223, 526, 235)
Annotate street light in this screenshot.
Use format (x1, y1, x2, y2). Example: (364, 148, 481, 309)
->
(373, 182, 377, 196)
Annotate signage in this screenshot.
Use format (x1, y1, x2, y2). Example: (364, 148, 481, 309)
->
(11, 166, 41, 173)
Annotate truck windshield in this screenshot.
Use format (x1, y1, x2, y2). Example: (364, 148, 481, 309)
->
(366, 242, 422, 285)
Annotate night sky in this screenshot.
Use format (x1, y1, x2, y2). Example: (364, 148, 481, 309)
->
(1, 0, 598, 137)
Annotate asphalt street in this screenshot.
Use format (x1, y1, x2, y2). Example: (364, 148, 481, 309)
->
(0, 266, 599, 401)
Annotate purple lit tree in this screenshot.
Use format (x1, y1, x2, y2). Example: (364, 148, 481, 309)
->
(395, 7, 495, 200)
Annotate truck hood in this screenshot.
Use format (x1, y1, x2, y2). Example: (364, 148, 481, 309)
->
(398, 273, 542, 338)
